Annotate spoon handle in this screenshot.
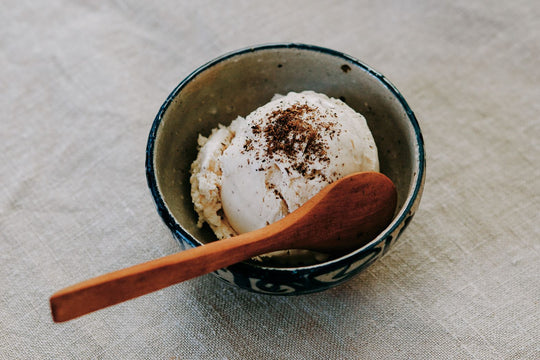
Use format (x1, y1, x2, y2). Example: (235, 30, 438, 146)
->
(49, 231, 278, 323)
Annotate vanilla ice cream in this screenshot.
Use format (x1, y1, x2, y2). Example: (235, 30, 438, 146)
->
(190, 91, 379, 263)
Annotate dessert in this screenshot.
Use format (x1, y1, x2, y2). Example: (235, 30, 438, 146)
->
(190, 91, 379, 263)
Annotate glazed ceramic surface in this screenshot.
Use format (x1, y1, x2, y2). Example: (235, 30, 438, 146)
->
(146, 43, 425, 295)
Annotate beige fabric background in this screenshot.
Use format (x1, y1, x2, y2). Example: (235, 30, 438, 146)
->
(1, 1, 539, 359)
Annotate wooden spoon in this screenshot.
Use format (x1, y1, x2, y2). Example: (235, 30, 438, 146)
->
(50, 171, 397, 322)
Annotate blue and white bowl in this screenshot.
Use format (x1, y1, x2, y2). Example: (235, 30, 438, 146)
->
(146, 43, 425, 295)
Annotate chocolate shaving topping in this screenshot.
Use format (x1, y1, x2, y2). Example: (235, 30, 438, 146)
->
(241, 101, 341, 182)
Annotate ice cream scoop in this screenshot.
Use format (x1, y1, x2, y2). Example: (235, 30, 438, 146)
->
(190, 91, 379, 263)
(50, 171, 397, 322)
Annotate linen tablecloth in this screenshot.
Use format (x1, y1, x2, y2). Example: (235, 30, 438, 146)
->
(1, 1, 538, 359)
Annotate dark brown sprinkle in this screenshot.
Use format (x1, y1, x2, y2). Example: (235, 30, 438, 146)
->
(243, 139, 254, 151)
(251, 124, 261, 134)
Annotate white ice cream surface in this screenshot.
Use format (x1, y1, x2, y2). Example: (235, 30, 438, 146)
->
(190, 91, 379, 264)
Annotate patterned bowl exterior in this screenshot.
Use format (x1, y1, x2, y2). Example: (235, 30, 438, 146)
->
(146, 43, 425, 295)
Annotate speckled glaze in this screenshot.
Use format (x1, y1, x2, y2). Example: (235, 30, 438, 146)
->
(146, 43, 425, 295)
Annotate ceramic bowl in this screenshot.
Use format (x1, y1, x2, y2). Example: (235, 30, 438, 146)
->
(146, 43, 425, 295)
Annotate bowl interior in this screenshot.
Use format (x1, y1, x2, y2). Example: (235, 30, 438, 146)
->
(151, 45, 420, 264)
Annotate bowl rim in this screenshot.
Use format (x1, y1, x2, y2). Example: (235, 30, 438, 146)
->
(146, 42, 425, 272)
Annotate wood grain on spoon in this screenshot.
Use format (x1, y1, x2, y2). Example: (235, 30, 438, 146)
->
(50, 171, 397, 323)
